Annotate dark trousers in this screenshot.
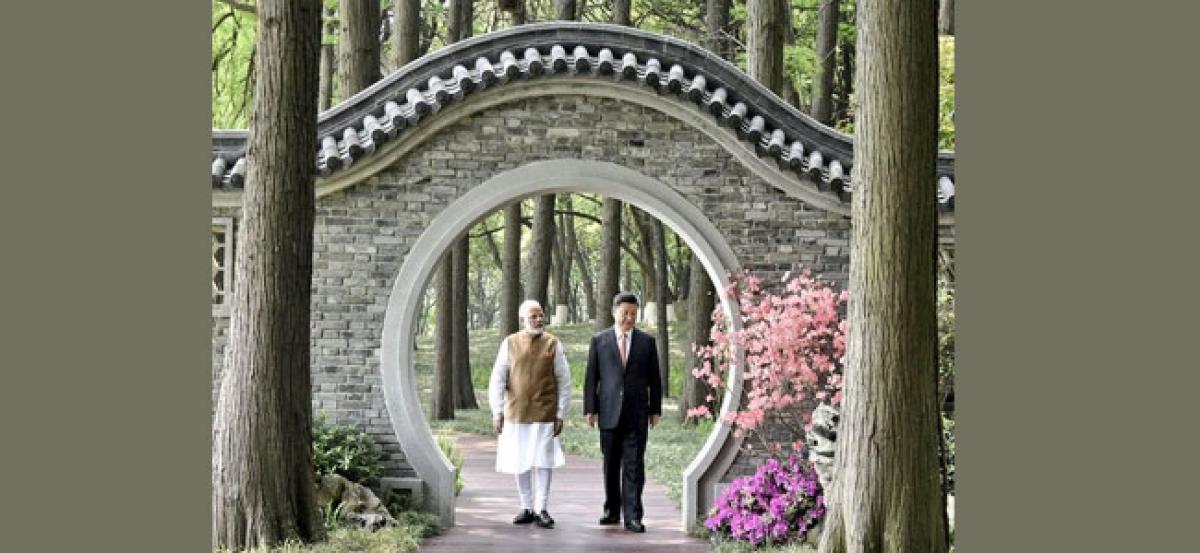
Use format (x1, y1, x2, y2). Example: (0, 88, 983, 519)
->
(598, 408, 647, 522)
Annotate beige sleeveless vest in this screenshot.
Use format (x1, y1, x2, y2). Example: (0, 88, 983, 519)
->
(504, 332, 560, 423)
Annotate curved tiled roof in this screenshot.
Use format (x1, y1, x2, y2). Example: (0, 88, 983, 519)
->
(211, 22, 956, 212)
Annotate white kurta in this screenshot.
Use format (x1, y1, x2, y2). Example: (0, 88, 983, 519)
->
(488, 333, 572, 474)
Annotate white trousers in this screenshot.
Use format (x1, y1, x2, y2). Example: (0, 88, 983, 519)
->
(516, 467, 554, 511)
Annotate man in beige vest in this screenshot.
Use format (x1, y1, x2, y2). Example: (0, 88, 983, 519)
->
(488, 299, 571, 529)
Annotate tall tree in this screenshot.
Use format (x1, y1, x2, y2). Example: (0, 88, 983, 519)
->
(318, 7, 336, 111)
(442, 0, 473, 411)
(212, 1, 324, 549)
(939, 0, 954, 36)
(452, 236, 477, 409)
(503, 0, 526, 25)
(552, 201, 573, 323)
(337, 0, 382, 98)
(500, 203, 522, 334)
(705, 0, 732, 61)
(566, 201, 596, 321)
(812, 0, 841, 124)
(447, 0, 474, 42)
(627, 206, 659, 304)
(746, 0, 787, 96)
(680, 253, 715, 422)
(652, 219, 671, 397)
(528, 195, 556, 308)
(818, 0, 946, 551)
(393, 0, 421, 66)
(594, 198, 622, 331)
(612, 0, 631, 25)
(432, 258, 455, 420)
(553, 0, 576, 21)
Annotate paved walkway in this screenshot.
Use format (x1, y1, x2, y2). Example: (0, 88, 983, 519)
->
(419, 433, 711, 552)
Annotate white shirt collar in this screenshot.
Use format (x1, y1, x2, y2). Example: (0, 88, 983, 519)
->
(613, 326, 630, 341)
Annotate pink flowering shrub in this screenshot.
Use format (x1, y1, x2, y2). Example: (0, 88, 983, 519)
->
(704, 456, 826, 546)
(687, 269, 848, 456)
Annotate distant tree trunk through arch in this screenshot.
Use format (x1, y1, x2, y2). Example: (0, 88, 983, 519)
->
(595, 198, 622, 331)
(433, 258, 455, 421)
(818, 0, 947, 550)
(452, 236, 477, 409)
(652, 219, 670, 397)
(528, 195, 556, 309)
(501, 202, 522, 335)
(680, 252, 715, 422)
(211, 1, 324, 549)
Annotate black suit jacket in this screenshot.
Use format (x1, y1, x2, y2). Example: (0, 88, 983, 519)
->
(584, 327, 663, 430)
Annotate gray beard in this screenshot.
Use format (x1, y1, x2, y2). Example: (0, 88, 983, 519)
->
(523, 326, 543, 336)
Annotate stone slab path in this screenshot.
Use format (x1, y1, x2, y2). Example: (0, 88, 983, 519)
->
(419, 432, 711, 552)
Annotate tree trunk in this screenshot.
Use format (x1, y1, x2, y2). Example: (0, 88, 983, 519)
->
(506, 0, 526, 25)
(337, 0, 382, 98)
(393, 0, 421, 66)
(706, 0, 732, 60)
(501, 202, 522, 335)
(679, 253, 715, 422)
(746, 0, 787, 96)
(461, 0, 474, 40)
(553, 0, 576, 20)
(567, 205, 596, 322)
(812, 0, 840, 125)
(433, 257, 456, 420)
(818, 0, 946, 551)
(452, 236, 477, 409)
(553, 204, 572, 322)
(528, 195, 556, 309)
(595, 198, 622, 331)
(652, 219, 671, 397)
(612, 0, 631, 25)
(835, 32, 855, 124)
(212, 1, 324, 549)
(318, 42, 334, 111)
(629, 207, 658, 302)
(939, 0, 954, 36)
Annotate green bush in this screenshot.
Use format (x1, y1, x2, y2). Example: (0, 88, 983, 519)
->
(436, 434, 464, 495)
(312, 412, 384, 487)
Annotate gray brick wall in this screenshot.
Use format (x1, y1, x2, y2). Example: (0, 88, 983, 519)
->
(211, 94, 858, 482)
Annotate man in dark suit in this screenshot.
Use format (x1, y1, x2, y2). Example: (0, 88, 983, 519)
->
(584, 292, 663, 533)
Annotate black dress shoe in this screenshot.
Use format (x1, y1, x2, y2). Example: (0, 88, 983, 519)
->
(534, 510, 556, 528)
(624, 520, 646, 533)
(512, 509, 535, 524)
(598, 510, 620, 525)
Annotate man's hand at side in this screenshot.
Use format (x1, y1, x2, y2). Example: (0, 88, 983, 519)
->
(650, 414, 660, 429)
(493, 415, 504, 434)
(553, 418, 564, 437)
(586, 413, 596, 428)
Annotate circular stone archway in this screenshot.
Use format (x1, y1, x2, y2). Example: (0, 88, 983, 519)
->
(379, 159, 747, 529)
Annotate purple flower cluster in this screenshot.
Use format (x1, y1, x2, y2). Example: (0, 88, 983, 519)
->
(704, 456, 826, 546)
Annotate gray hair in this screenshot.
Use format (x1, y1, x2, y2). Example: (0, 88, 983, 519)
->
(518, 299, 543, 322)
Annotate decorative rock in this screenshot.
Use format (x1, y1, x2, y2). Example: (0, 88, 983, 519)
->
(806, 403, 840, 491)
(316, 473, 398, 531)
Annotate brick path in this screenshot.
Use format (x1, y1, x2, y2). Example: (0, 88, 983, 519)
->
(418, 432, 711, 552)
